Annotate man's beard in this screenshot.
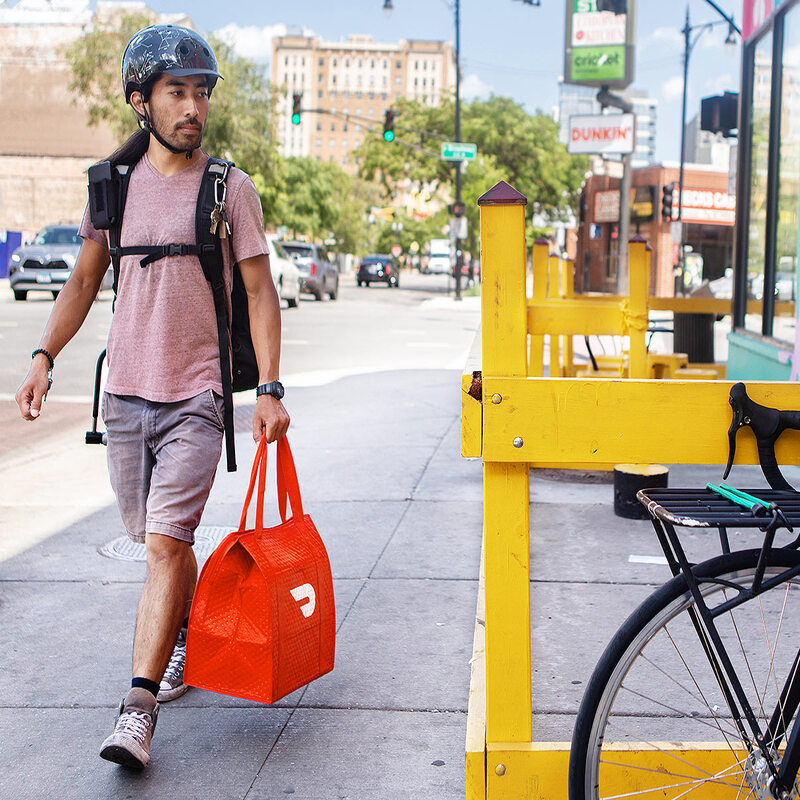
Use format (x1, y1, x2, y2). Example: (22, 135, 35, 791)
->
(150, 107, 204, 152)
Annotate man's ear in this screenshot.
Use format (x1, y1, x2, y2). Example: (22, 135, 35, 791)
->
(130, 90, 146, 117)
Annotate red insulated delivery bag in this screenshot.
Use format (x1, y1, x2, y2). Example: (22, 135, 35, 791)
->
(184, 435, 335, 703)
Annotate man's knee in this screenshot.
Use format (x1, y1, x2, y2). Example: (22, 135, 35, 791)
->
(145, 532, 193, 570)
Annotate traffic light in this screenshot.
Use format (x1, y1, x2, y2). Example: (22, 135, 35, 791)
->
(291, 93, 302, 125)
(383, 109, 395, 142)
(700, 91, 738, 136)
(661, 182, 675, 222)
(449, 202, 466, 217)
(597, 0, 627, 13)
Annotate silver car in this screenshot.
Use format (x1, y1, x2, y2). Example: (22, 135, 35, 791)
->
(266, 236, 301, 308)
(9, 224, 112, 301)
(279, 241, 339, 301)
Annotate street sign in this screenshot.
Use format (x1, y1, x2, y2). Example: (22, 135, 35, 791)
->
(441, 142, 477, 162)
(391, 244, 402, 257)
(564, 0, 636, 89)
(449, 216, 468, 240)
(568, 113, 635, 155)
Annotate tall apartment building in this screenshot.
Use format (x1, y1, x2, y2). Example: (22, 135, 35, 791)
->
(271, 34, 454, 173)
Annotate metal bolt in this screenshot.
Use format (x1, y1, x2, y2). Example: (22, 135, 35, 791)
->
(495, 764, 506, 776)
(491, 394, 502, 404)
(513, 437, 524, 448)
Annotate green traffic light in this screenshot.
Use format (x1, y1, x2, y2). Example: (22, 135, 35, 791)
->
(383, 130, 395, 142)
(291, 113, 301, 125)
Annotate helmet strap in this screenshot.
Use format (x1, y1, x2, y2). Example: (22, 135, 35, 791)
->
(140, 107, 195, 160)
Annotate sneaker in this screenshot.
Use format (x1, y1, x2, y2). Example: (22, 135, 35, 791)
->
(158, 628, 189, 702)
(99, 700, 159, 769)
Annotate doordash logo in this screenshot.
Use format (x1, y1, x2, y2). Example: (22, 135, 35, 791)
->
(290, 583, 316, 618)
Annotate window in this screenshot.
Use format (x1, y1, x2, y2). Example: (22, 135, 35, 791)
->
(773, 6, 800, 342)
(342, 139, 348, 149)
(395, 76, 401, 85)
(316, 139, 322, 147)
(381, 92, 387, 101)
(318, 58, 323, 66)
(396, 60, 401, 69)
(745, 32, 773, 334)
(342, 156, 347, 165)
(343, 123, 348, 132)
(316, 123, 322, 131)
(284, 56, 288, 65)
(346, 58, 350, 68)
(333, 58, 337, 67)
(319, 73, 323, 83)
(414, 60, 419, 69)
(370, 59, 375, 69)
(330, 138, 335, 147)
(369, 91, 374, 99)
(318, 90, 323, 99)
(368, 108, 374, 117)
(357, 91, 362, 99)
(331, 122, 335, 131)
(358, 58, 362, 68)
(383, 59, 387, 69)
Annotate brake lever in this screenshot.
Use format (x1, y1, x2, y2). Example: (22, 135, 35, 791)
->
(724, 382, 800, 491)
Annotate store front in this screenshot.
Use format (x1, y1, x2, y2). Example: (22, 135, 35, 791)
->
(577, 166, 735, 297)
(729, 0, 800, 378)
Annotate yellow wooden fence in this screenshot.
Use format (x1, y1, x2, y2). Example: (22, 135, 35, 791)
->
(461, 180, 800, 800)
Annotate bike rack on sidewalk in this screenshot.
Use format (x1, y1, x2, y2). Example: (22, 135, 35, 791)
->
(461, 180, 800, 800)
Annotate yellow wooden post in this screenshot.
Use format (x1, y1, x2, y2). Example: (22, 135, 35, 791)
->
(548, 251, 563, 375)
(627, 237, 649, 379)
(529, 238, 549, 377)
(561, 257, 575, 377)
(477, 182, 532, 750)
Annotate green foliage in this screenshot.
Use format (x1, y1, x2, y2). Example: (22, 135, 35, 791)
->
(274, 157, 379, 253)
(65, 11, 151, 139)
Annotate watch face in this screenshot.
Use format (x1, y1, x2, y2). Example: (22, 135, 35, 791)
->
(274, 383, 285, 399)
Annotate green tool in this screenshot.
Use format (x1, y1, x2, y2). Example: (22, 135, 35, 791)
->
(706, 482, 769, 514)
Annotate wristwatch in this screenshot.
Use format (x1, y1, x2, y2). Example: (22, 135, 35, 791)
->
(256, 380, 285, 400)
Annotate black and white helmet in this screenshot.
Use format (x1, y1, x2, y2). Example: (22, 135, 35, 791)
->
(121, 25, 222, 104)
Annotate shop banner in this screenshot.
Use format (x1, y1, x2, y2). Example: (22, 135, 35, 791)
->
(594, 190, 620, 223)
(565, 0, 636, 88)
(568, 113, 635, 154)
(679, 188, 736, 225)
(742, 0, 774, 41)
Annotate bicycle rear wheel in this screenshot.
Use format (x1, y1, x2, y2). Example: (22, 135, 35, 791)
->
(569, 548, 800, 800)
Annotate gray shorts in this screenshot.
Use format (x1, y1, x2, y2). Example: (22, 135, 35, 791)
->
(101, 390, 225, 544)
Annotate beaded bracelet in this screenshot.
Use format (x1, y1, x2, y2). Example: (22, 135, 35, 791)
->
(31, 348, 54, 370)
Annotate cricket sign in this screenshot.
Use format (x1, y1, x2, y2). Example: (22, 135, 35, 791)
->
(565, 0, 636, 89)
(568, 113, 635, 155)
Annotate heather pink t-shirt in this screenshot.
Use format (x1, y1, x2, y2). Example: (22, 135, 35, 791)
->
(79, 152, 269, 402)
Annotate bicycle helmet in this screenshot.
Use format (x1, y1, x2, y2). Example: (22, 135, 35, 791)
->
(121, 25, 222, 157)
(122, 25, 222, 103)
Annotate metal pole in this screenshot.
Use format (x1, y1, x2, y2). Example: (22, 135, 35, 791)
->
(617, 152, 633, 294)
(453, 0, 463, 301)
(677, 5, 690, 292)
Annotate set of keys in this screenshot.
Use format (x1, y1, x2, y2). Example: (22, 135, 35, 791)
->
(210, 173, 231, 239)
(210, 202, 230, 239)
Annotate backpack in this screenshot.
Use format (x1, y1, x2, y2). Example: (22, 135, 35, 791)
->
(87, 156, 258, 472)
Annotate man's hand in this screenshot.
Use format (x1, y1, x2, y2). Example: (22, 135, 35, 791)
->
(16, 360, 50, 421)
(253, 395, 290, 443)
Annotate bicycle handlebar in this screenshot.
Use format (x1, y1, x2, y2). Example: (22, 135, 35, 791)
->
(724, 382, 800, 491)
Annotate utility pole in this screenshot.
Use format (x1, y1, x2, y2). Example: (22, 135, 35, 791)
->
(453, 0, 463, 301)
(597, 87, 633, 294)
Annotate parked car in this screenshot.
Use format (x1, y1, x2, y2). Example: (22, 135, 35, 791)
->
(279, 241, 339, 301)
(9, 224, 111, 301)
(357, 254, 399, 288)
(266, 236, 301, 308)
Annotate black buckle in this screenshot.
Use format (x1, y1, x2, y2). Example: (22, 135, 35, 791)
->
(167, 244, 192, 257)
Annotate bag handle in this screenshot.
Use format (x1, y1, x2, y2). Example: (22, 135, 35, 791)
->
(238, 435, 304, 533)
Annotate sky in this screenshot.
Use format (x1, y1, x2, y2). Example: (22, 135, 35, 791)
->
(137, 0, 743, 164)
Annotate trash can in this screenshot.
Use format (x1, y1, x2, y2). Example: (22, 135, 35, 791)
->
(673, 313, 715, 363)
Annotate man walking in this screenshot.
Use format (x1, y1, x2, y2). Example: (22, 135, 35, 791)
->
(15, 25, 289, 769)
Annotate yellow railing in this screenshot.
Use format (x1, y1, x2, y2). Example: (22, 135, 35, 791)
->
(462, 180, 800, 800)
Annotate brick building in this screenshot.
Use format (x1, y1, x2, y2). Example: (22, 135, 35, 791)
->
(576, 164, 735, 297)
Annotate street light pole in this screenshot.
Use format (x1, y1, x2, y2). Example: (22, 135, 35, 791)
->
(453, 0, 463, 301)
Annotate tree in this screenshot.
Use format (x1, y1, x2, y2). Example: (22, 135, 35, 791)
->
(65, 17, 282, 221)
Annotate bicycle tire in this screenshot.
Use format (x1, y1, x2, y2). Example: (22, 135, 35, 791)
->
(569, 547, 800, 800)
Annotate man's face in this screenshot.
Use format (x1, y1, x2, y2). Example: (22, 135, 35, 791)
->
(141, 73, 210, 151)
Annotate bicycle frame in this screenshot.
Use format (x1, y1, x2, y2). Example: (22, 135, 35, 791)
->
(649, 505, 800, 793)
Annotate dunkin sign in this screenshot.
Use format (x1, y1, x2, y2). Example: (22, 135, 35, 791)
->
(568, 113, 635, 155)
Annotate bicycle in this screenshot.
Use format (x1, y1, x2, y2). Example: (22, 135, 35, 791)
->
(569, 384, 800, 800)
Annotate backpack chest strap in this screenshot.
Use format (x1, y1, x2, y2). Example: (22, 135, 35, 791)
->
(110, 243, 217, 268)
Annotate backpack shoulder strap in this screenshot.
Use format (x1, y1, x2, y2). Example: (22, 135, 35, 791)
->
(109, 164, 131, 302)
(196, 157, 238, 472)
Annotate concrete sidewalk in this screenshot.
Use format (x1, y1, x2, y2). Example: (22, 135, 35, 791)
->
(0, 367, 483, 800)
